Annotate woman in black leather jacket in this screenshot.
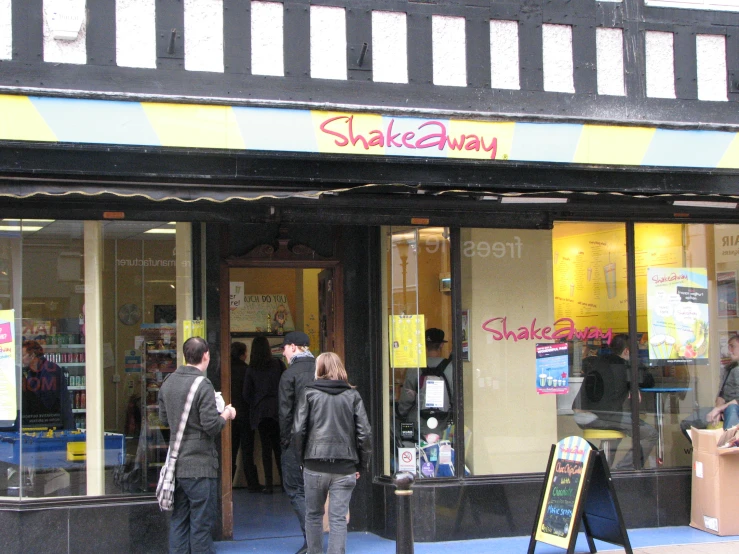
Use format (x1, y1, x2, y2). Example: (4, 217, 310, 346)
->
(292, 352, 372, 554)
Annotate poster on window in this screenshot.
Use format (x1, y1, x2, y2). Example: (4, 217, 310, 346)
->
(535, 342, 569, 395)
(717, 271, 738, 318)
(0, 310, 16, 421)
(389, 314, 427, 368)
(646, 268, 708, 360)
(461, 309, 470, 361)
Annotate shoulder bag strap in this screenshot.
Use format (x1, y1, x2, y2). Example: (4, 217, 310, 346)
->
(169, 375, 205, 461)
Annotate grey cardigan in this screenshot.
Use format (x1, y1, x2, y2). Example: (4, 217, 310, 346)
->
(159, 365, 226, 478)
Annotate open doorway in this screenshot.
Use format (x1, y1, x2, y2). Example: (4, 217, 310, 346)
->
(222, 264, 343, 544)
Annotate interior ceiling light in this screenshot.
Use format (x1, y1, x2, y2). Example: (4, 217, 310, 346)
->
(500, 197, 568, 204)
(2, 219, 55, 222)
(672, 200, 738, 209)
(0, 226, 43, 232)
(144, 228, 176, 234)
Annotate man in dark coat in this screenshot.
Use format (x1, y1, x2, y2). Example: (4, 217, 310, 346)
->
(278, 331, 315, 554)
(573, 334, 657, 469)
(159, 337, 236, 554)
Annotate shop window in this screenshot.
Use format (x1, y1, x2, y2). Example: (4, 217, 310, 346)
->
(381, 226, 455, 479)
(0, 220, 191, 499)
(458, 222, 733, 476)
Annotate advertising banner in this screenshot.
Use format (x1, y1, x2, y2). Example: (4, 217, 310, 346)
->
(647, 268, 708, 359)
(535, 342, 569, 395)
(0, 309, 16, 420)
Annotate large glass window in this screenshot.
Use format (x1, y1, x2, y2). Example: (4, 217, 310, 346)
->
(382, 227, 454, 478)
(0, 219, 190, 498)
(381, 221, 735, 478)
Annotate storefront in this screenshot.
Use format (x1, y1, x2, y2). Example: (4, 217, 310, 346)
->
(1, 93, 739, 551)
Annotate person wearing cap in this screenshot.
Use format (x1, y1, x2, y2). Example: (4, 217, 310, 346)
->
(396, 328, 454, 445)
(278, 330, 315, 554)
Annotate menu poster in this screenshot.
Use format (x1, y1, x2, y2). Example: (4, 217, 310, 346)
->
(390, 314, 427, 368)
(534, 436, 593, 548)
(0, 309, 16, 421)
(535, 342, 569, 395)
(646, 268, 708, 360)
(717, 271, 738, 318)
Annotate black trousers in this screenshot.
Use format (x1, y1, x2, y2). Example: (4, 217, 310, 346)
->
(232, 416, 259, 488)
(257, 418, 282, 487)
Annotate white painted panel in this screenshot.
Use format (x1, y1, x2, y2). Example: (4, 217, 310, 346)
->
(490, 20, 519, 90)
(372, 11, 407, 84)
(542, 24, 574, 93)
(184, 0, 224, 72)
(116, 0, 156, 69)
(432, 15, 466, 87)
(251, 1, 283, 77)
(596, 27, 625, 96)
(43, 0, 87, 64)
(696, 34, 727, 101)
(645, 31, 676, 98)
(0, 0, 11, 60)
(310, 5, 346, 80)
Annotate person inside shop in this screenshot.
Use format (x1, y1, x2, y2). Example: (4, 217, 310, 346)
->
(21, 339, 75, 430)
(243, 335, 285, 494)
(159, 336, 237, 554)
(292, 352, 372, 554)
(680, 333, 739, 439)
(573, 334, 658, 469)
(396, 328, 453, 446)
(231, 341, 260, 492)
(278, 331, 316, 554)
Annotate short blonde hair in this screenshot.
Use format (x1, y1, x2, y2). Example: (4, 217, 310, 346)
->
(315, 352, 349, 382)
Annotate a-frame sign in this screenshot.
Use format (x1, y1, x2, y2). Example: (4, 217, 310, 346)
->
(528, 436, 633, 554)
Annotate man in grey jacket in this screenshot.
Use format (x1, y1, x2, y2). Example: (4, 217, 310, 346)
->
(159, 337, 236, 554)
(278, 331, 315, 554)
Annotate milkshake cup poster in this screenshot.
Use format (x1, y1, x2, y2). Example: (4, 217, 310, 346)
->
(535, 342, 569, 394)
(646, 268, 708, 360)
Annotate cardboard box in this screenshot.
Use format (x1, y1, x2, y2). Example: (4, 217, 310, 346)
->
(690, 428, 739, 536)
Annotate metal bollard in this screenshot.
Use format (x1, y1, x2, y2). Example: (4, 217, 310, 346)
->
(394, 471, 415, 554)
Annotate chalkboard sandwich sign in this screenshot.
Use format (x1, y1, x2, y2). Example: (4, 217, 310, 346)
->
(528, 436, 632, 554)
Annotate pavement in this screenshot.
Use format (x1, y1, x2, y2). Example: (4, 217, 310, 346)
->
(215, 526, 739, 553)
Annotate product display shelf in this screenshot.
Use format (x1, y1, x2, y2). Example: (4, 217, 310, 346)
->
(140, 332, 176, 491)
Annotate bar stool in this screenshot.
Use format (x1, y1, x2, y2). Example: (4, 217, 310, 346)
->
(582, 429, 626, 465)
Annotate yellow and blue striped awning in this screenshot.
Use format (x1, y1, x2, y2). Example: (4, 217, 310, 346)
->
(1, 94, 738, 169)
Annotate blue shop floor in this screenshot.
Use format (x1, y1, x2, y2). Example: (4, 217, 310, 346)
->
(217, 488, 739, 553)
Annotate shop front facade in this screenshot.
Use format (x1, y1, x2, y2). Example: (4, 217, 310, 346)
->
(1, 0, 739, 551)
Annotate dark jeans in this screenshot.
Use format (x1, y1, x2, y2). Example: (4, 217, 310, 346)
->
(304, 469, 356, 554)
(281, 445, 306, 534)
(169, 477, 217, 554)
(258, 418, 282, 487)
(233, 417, 259, 488)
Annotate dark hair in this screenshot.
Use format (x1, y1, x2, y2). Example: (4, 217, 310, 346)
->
(23, 340, 44, 358)
(609, 334, 629, 357)
(249, 335, 273, 370)
(183, 337, 209, 365)
(231, 341, 246, 360)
